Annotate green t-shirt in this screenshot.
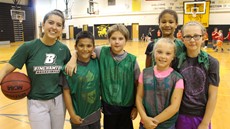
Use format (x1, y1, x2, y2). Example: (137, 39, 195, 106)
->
(99, 46, 136, 107)
(63, 59, 101, 118)
(9, 39, 71, 100)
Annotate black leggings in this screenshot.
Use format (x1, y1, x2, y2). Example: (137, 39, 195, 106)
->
(104, 113, 133, 129)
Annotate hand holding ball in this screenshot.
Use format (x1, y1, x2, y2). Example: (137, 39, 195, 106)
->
(1, 72, 31, 100)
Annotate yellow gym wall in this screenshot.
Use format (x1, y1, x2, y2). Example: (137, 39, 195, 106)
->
(132, 0, 141, 12)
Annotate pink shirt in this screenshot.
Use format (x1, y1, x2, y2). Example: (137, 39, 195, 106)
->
(138, 67, 184, 89)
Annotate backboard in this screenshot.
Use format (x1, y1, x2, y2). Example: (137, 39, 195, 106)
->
(183, 1, 210, 27)
(10, 9, 25, 22)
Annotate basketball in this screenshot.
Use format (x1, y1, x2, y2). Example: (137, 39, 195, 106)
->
(1, 72, 31, 100)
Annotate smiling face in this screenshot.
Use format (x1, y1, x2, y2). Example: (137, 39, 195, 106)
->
(109, 31, 126, 55)
(154, 39, 175, 71)
(182, 25, 204, 54)
(159, 13, 178, 38)
(76, 38, 95, 63)
(42, 14, 63, 41)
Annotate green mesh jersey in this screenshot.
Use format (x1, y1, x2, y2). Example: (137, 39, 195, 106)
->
(99, 47, 136, 107)
(143, 67, 183, 129)
(9, 39, 71, 100)
(152, 38, 185, 65)
(64, 59, 101, 118)
(173, 39, 185, 57)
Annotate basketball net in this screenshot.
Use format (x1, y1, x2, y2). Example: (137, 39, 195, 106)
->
(19, 17, 23, 23)
(192, 11, 197, 18)
(18, 15, 23, 23)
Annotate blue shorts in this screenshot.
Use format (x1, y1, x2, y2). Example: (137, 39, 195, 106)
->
(176, 114, 211, 129)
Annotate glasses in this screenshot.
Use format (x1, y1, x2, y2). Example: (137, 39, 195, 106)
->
(183, 35, 203, 41)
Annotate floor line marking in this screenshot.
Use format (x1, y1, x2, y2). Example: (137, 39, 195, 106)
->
(0, 100, 22, 110)
(3, 116, 30, 124)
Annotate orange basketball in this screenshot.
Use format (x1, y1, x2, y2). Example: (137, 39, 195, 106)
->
(1, 72, 31, 100)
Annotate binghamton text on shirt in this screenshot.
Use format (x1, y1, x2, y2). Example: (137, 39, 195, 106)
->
(33, 66, 62, 74)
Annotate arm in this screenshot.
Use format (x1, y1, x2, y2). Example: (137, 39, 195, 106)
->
(136, 82, 158, 129)
(65, 51, 77, 76)
(0, 63, 16, 84)
(153, 87, 183, 124)
(224, 34, 229, 39)
(198, 85, 218, 129)
(145, 42, 154, 68)
(145, 55, 152, 68)
(131, 61, 141, 120)
(63, 88, 83, 124)
(212, 32, 216, 36)
(130, 79, 138, 120)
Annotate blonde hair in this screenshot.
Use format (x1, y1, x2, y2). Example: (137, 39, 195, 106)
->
(153, 38, 177, 57)
(181, 21, 206, 36)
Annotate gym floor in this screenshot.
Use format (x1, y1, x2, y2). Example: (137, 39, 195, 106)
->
(0, 39, 230, 129)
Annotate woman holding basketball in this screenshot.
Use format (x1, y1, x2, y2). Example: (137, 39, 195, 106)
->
(0, 10, 71, 129)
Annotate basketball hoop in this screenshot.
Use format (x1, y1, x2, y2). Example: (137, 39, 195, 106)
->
(191, 7, 198, 18)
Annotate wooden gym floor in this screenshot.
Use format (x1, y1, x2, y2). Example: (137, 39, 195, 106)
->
(0, 39, 230, 129)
